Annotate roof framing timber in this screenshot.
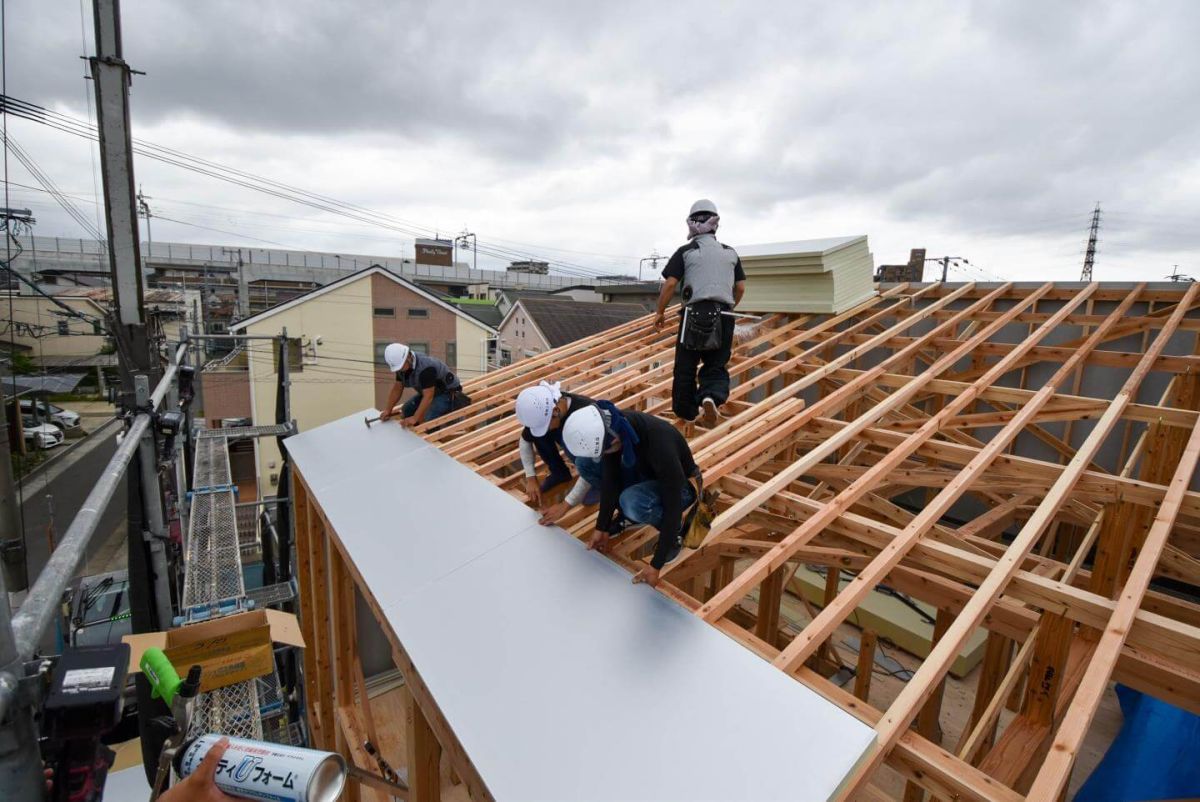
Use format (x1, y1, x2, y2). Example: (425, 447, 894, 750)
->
(343, 281, 1200, 801)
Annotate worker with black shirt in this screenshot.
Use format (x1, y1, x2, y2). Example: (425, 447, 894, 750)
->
(514, 380, 600, 523)
(563, 403, 699, 587)
(378, 342, 471, 426)
(653, 199, 746, 426)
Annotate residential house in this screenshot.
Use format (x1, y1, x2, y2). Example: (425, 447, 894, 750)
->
(496, 298, 646, 364)
(0, 293, 109, 360)
(224, 265, 496, 498)
(597, 282, 662, 311)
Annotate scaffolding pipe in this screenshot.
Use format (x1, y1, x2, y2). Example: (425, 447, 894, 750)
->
(8, 342, 187, 660)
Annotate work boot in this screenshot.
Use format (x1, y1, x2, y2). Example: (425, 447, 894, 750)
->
(606, 512, 631, 537)
(540, 471, 572, 493)
(663, 537, 683, 565)
(700, 397, 720, 428)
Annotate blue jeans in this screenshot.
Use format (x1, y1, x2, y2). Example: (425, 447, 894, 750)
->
(618, 480, 696, 529)
(402, 393, 455, 421)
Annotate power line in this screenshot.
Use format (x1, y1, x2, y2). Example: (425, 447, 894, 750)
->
(1, 96, 632, 283)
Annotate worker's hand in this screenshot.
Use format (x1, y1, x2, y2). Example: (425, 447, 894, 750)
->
(587, 529, 610, 553)
(539, 501, 570, 526)
(653, 311, 666, 330)
(525, 477, 542, 506)
(632, 566, 661, 587)
(160, 736, 239, 802)
(378, 408, 393, 422)
(401, 416, 420, 428)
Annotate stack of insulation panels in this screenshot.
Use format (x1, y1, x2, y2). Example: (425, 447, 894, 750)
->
(736, 235, 876, 314)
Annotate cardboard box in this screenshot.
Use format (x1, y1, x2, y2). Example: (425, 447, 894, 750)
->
(123, 610, 305, 693)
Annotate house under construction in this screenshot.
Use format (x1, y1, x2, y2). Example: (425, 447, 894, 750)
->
(284, 280, 1200, 801)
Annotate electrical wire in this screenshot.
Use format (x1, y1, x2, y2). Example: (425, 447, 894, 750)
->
(1, 96, 633, 283)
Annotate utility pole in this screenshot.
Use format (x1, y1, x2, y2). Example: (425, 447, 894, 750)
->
(638, 251, 662, 282)
(90, 0, 173, 719)
(1081, 202, 1100, 282)
(137, 184, 152, 259)
(457, 231, 477, 274)
(0, 363, 26, 595)
(223, 246, 248, 319)
(923, 255, 969, 283)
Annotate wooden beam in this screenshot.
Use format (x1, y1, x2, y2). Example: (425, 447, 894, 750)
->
(1025, 409, 1200, 800)
(402, 684, 441, 802)
(837, 282, 1199, 801)
(853, 630, 877, 703)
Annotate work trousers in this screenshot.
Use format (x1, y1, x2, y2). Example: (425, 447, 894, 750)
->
(532, 432, 573, 487)
(401, 390, 470, 422)
(671, 302, 735, 421)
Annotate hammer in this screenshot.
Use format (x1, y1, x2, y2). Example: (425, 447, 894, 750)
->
(364, 414, 381, 428)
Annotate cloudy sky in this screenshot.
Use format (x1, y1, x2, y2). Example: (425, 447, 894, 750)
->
(4, 0, 1198, 282)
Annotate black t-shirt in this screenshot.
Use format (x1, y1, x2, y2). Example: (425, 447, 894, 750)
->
(662, 241, 747, 282)
(520, 392, 593, 442)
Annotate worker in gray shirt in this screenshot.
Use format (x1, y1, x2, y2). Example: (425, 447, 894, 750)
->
(653, 199, 746, 426)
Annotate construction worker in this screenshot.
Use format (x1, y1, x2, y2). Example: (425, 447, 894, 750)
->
(378, 342, 471, 427)
(514, 380, 600, 523)
(653, 198, 746, 426)
(563, 403, 699, 587)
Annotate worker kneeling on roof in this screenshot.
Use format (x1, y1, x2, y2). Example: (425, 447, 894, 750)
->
(563, 404, 702, 587)
(654, 198, 746, 427)
(379, 342, 471, 427)
(515, 380, 603, 524)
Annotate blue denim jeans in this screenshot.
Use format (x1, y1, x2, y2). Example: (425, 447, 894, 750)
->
(618, 480, 696, 528)
(402, 393, 455, 421)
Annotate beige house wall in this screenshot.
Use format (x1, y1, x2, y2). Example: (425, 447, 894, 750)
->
(245, 276, 375, 498)
(455, 315, 491, 380)
(497, 302, 549, 364)
(3, 297, 107, 357)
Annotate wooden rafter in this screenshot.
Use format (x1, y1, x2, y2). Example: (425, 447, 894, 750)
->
(296, 281, 1200, 801)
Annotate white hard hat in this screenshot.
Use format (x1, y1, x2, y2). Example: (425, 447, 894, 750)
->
(689, 198, 718, 217)
(384, 342, 411, 372)
(516, 383, 559, 438)
(563, 405, 607, 459)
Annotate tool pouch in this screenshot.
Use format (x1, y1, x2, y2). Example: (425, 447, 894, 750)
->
(679, 305, 723, 352)
(682, 472, 718, 550)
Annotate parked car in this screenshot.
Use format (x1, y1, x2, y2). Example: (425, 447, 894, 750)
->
(22, 416, 64, 449)
(19, 399, 81, 431)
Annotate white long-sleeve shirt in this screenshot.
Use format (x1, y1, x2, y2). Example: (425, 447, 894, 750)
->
(519, 437, 590, 505)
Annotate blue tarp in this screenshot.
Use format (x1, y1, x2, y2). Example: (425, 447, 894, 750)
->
(1076, 685, 1200, 801)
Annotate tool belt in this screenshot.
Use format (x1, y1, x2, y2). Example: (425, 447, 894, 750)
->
(679, 303, 724, 352)
(448, 388, 472, 409)
(681, 470, 719, 550)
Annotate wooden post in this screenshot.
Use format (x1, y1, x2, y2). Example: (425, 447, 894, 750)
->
(404, 684, 442, 802)
(755, 567, 785, 647)
(853, 630, 877, 702)
(903, 609, 952, 802)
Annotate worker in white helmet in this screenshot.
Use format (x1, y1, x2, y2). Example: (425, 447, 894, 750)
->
(513, 380, 601, 522)
(653, 199, 746, 426)
(563, 403, 700, 587)
(378, 342, 472, 427)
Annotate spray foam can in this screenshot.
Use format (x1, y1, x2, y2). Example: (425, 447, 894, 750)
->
(174, 734, 347, 802)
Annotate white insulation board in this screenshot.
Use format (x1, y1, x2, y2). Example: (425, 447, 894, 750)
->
(285, 410, 877, 801)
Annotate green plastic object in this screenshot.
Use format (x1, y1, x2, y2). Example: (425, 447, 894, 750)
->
(141, 647, 182, 704)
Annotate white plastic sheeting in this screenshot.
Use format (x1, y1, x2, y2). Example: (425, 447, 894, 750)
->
(285, 410, 877, 801)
